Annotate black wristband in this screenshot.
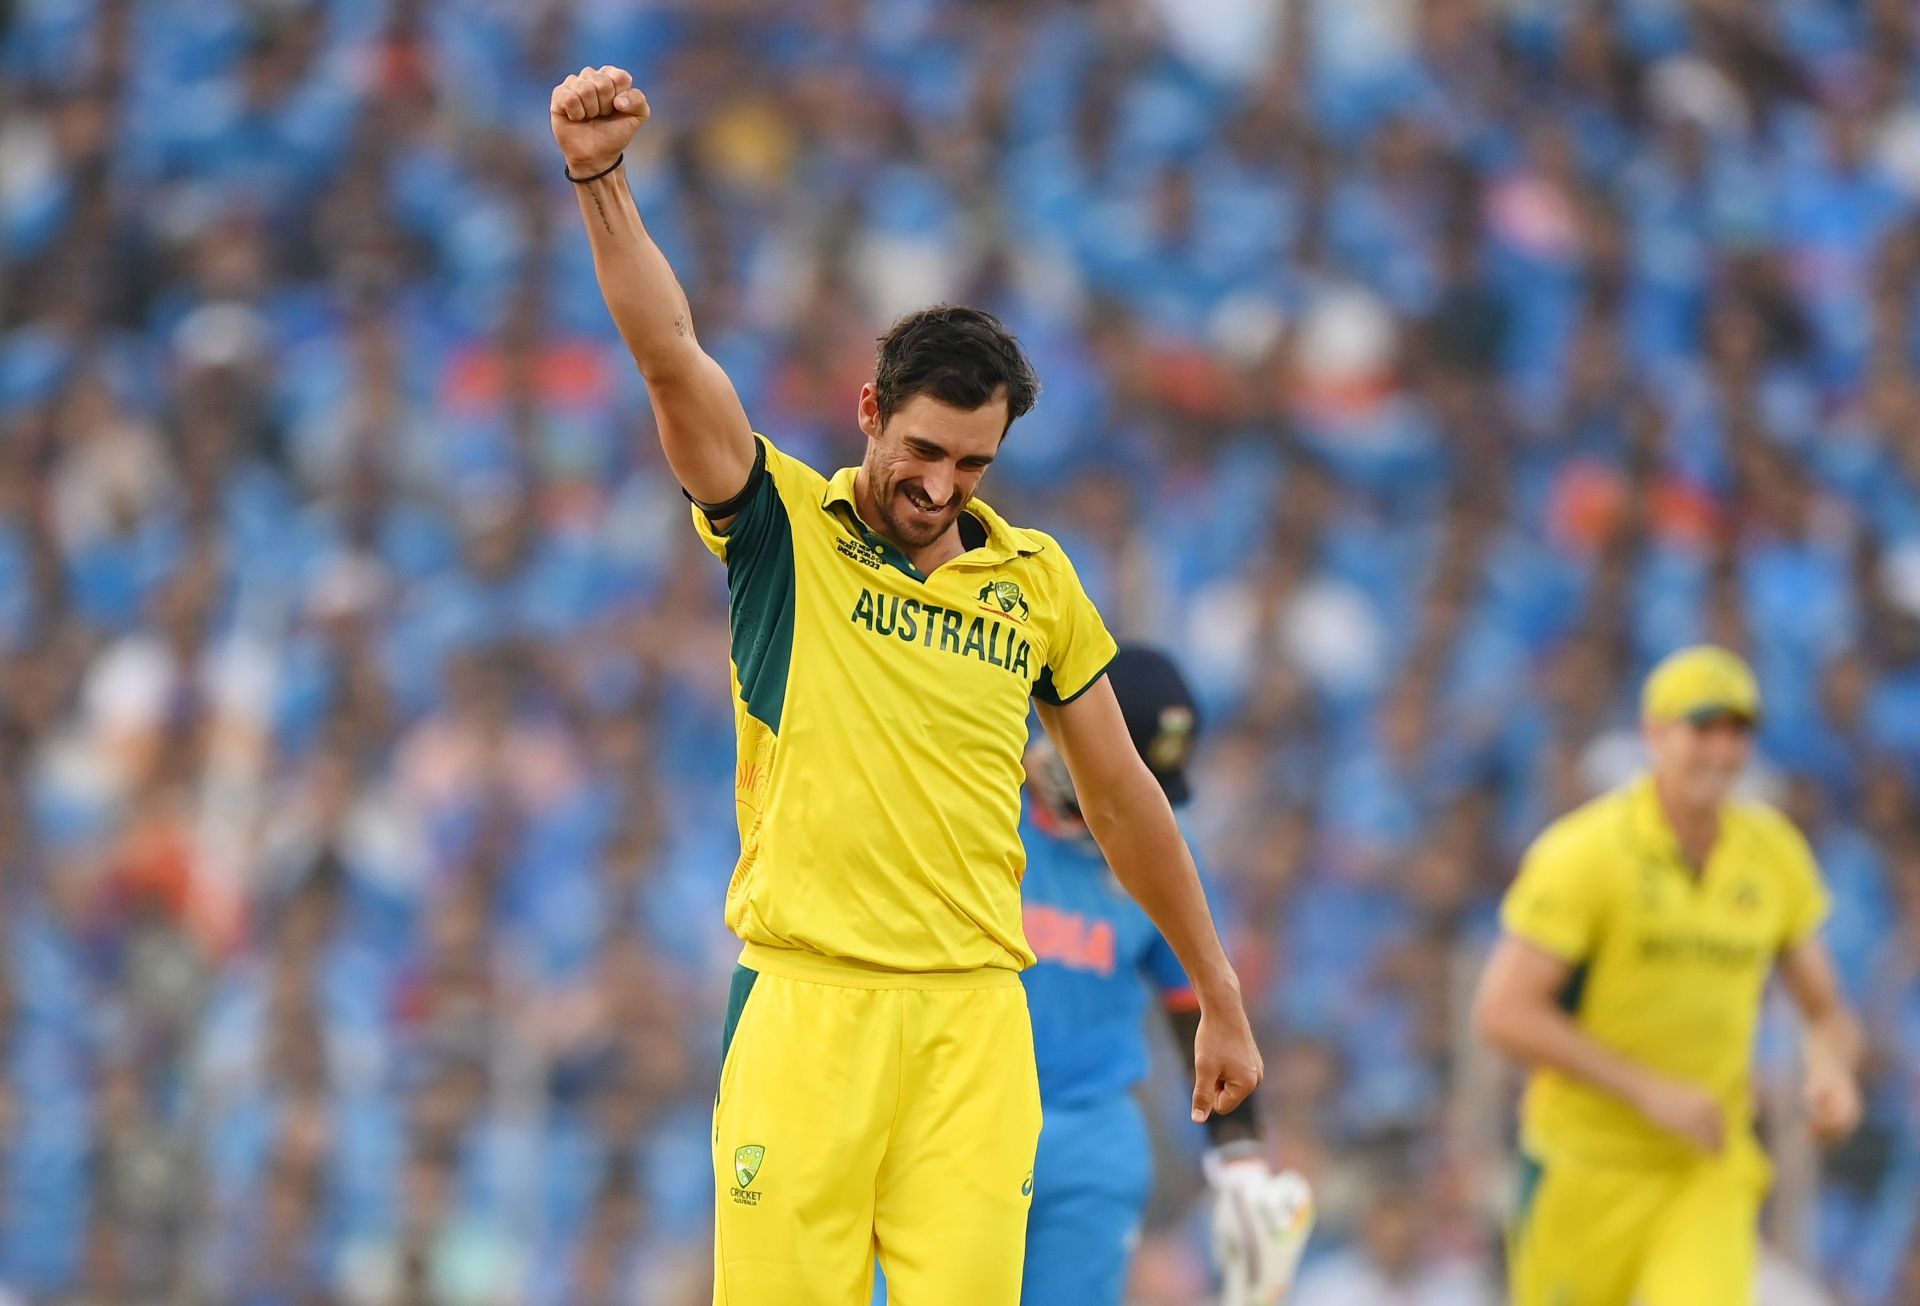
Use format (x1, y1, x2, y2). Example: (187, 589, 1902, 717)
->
(1203, 1094, 1263, 1149)
(565, 153, 624, 184)
(682, 438, 767, 519)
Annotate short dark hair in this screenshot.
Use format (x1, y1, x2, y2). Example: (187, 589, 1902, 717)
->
(873, 305, 1039, 430)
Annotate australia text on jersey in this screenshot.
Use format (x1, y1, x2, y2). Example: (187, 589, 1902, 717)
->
(848, 587, 1034, 680)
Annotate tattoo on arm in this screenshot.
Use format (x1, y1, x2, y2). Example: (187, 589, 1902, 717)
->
(588, 185, 614, 237)
(673, 312, 691, 338)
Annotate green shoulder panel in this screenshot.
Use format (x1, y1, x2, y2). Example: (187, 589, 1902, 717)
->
(716, 460, 798, 734)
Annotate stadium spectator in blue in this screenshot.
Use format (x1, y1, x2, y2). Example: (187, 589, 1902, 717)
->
(1018, 645, 1312, 1306)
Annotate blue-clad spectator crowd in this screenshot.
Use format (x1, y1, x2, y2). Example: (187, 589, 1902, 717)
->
(5, 0, 1920, 1301)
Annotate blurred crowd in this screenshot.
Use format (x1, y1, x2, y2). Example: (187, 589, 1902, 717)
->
(6, 0, 1920, 1302)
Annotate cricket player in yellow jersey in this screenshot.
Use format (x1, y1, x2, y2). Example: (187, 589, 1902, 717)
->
(1473, 645, 1865, 1306)
(549, 66, 1262, 1306)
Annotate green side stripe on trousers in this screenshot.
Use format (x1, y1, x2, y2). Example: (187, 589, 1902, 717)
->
(714, 965, 760, 1128)
(720, 964, 759, 1070)
(1512, 1152, 1546, 1237)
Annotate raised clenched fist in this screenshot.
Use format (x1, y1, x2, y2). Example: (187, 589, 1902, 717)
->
(550, 65, 649, 178)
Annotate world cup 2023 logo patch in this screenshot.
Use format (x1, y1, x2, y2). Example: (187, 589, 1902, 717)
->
(978, 580, 1029, 623)
(731, 1144, 766, 1206)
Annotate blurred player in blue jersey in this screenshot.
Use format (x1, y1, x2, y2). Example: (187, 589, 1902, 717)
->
(1019, 645, 1313, 1306)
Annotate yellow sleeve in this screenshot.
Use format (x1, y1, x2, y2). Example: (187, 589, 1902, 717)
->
(689, 434, 794, 564)
(1499, 823, 1609, 964)
(1762, 809, 1832, 950)
(1031, 543, 1118, 706)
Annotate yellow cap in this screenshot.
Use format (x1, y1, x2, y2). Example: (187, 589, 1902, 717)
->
(1641, 645, 1761, 724)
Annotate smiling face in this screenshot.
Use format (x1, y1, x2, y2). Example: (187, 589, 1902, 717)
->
(855, 384, 1004, 549)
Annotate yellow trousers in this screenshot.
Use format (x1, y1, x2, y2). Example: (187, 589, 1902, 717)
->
(1509, 1146, 1768, 1306)
(711, 944, 1043, 1305)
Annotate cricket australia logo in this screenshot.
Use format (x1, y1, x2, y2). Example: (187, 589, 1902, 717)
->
(734, 1145, 765, 1187)
(731, 1144, 766, 1206)
(978, 580, 1029, 623)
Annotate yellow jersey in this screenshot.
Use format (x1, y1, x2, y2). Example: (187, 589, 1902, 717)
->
(1498, 774, 1830, 1168)
(692, 435, 1118, 975)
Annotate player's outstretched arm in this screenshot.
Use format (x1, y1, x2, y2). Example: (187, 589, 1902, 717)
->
(1036, 683, 1262, 1121)
(1473, 935, 1725, 1153)
(1777, 938, 1865, 1143)
(550, 66, 754, 507)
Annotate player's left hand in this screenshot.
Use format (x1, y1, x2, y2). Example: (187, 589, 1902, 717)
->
(1191, 998, 1263, 1122)
(1207, 1152, 1314, 1306)
(1803, 1052, 1863, 1143)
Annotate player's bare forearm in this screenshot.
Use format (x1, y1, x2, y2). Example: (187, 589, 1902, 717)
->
(1037, 685, 1262, 1118)
(1779, 937, 1864, 1071)
(570, 171, 697, 373)
(1778, 935, 1865, 1141)
(1474, 934, 1724, 1149)
(1475, 985, 1656, 1107)
(1075, 760, 1234, 997)
(551, 66, 753, 503)
(1474, 936, 1650, 1103)
(1168, 1007, 1261, 1146)
(572, 175, 753, 500)
(1804, 1008, 1864, 1073)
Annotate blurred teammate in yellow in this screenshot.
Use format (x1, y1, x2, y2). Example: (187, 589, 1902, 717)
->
(1474, 645, 1864, 1305)
(548, 66, 1261, 1306)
